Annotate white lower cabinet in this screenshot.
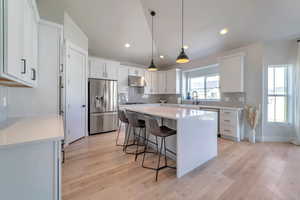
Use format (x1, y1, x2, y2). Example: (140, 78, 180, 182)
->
(1, 0, 39, 87)
(220, 109, 243, 141)
(0, 140, 62, 200)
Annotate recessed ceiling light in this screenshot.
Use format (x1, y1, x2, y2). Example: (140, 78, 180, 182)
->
(124, 43, 131, 48)
(183, 45, 189, 49)
(220, 28, 228, 35)
(160, 55, 164, 59)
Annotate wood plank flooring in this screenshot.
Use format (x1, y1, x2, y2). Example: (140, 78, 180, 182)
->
(62, 130, 300, 200)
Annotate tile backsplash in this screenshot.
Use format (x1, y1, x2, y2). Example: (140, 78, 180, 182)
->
(0, 86, 8, 122)
(119, 87, 245, 107)
(119, 87, 181, 104)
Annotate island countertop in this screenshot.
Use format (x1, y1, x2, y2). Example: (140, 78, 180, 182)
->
(120, 104, 217, 120)
(0, 115, 64, 148)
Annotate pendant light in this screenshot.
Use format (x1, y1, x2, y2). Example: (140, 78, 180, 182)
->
(176, 0, 190, 64)
(148, 11, 158, 71)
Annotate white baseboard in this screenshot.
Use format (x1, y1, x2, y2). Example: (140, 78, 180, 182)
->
(261, 136, 291, 142)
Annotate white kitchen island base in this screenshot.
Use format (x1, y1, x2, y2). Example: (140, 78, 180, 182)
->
(122, 104, 218, 178)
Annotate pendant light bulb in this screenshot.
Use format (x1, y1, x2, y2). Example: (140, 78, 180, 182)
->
(176, 0, 190, 64)
(148, 11, 158, 71)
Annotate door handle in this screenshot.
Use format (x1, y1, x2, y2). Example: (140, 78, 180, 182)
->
(21, 59, 27, 74)
(82, 105, 86, 108)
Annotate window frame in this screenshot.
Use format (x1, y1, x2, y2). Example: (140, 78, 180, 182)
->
(267, 65, 289, 124)
(187, 73, 220, 101)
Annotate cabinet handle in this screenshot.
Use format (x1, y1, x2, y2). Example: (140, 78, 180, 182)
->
(21, 59, 27, 74)
(224, 120, 231, 122)
(31, 68, 36, 80)
(224, 129, 231, 132)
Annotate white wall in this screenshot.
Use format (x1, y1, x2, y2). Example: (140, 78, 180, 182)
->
(168, 43, 264, 139)
(0, 86, 8, 122)
(262, 39, 298, 141)
(7, 21, 62, 117)
(64, 12, 88, 51)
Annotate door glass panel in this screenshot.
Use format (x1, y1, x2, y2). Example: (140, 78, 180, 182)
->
(268, 96, 275, 122)
(275, 96, 287, 122)
(268, 68, 274, 95)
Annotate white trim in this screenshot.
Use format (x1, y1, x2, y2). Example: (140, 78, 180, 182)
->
(39, 19, 63, 30)
(31, 0, 40, 21)
(262, 136, 291, 142)
(64, 40, 88, 145)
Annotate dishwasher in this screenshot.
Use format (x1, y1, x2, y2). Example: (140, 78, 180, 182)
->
(199, 107, 220, 137)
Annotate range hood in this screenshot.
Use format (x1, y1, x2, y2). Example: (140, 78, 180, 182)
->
(128, 75, 145, 87)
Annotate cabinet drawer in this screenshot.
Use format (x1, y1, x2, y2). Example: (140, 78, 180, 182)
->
(220, 110, 236, 118)
(220, 124, 237, 137)
(220, 116, 237, 126)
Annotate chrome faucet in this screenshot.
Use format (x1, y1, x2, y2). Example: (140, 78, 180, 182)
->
(192, 91, 198, 105)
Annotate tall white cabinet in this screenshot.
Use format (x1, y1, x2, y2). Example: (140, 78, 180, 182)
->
(219, 53, 245, 93)
(1, 0, 39, 87)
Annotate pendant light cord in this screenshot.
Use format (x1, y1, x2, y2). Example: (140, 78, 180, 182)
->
(181, 0, 184, 49)
(152, 13, 154, 60)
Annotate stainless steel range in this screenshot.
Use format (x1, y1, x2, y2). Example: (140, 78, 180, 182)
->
(88, 79, 118, 135)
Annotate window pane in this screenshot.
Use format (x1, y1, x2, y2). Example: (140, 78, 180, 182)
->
(275, 96, 287, 122)
(206, 75, 220, 89)
(207, 88, 220, 99)
(274, 67, 286, 95)
(190, 77, 204, 91)
(268, 68, 274, 95)
(197, 89, 205, 99)
(268, 96, 275, 122)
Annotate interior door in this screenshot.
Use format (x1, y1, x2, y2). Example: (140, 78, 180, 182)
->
(65, 41, 87, 143)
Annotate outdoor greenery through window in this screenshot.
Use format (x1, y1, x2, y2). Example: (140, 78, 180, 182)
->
(188, 74, 220, 100)
(267, 65, 288, 123)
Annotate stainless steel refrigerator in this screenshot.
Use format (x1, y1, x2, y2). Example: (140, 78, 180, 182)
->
(88, 79, 118, 135)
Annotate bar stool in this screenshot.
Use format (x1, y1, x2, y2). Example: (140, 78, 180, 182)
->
(116, 110, 129, 146)
(124, 111, 146, 161)
(142, 117, 176, 181)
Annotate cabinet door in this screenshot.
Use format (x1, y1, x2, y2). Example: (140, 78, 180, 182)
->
(158, 71, 167, 94)
(151, 72, 159, 94)
(166, 69, 180, 94)
(30, 13, 38, 84)
(118, 66, 129, 93)
(220, 54, 244, 92)
(89, 58, 106, 79)
(144, 70, 152, 94)
(5, 0, 25, 80)
(106, 61, 119, 80)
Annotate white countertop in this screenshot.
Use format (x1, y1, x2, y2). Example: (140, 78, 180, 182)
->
(0, 115, 64, 148)
(177, 104, 243, 111)
(121, 104, 217, 120)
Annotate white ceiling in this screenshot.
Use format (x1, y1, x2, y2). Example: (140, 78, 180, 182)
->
(37, 0, 300, 68)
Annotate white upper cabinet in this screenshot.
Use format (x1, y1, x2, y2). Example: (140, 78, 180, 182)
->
(89, 57, 119, 80)
(1, 0, 39, 87)
(128, 66, 145, 77)
(117, 65, 129, 93)
(166, 68, 181, 94)
(151, 72, 158, 94)
(144, 70, 152, 94)
(158, 71, 167, 94)
(219, 53, 245, 93)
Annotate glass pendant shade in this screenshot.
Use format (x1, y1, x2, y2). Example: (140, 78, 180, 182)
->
(176, 48, 190, 63)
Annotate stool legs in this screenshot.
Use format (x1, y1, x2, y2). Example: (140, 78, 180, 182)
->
(142, 136, 176, 181)
(116, 122, 128, 146)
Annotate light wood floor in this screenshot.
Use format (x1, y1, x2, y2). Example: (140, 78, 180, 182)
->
(62, 130, 300, 200)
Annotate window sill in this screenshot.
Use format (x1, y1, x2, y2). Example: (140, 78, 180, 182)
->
(267, 122, 293, 127)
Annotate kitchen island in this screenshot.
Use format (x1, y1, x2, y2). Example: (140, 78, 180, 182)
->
(121, 104, 218, 178)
